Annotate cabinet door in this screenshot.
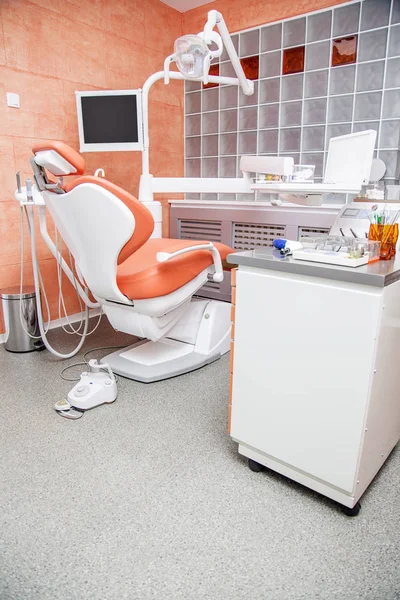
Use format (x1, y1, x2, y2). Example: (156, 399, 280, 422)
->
(231, 269, 382, 493)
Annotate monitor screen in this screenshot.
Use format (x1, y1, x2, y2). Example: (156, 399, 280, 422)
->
(76, 90, 143, 152)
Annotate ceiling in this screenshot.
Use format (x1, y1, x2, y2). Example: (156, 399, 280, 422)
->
(160, 0, 215, 13)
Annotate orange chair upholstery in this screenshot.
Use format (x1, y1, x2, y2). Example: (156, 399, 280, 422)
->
(117, 238, 233, 300)
(32, 141, 86, 175)
(30, 141, 235, 380)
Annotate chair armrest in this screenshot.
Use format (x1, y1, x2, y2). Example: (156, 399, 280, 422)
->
(156, 243, 224, 282)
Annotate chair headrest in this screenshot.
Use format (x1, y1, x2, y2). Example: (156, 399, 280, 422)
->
(32, 141, 85, 176)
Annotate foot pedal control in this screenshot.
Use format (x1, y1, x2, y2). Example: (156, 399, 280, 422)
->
(54, 399, 84, 420)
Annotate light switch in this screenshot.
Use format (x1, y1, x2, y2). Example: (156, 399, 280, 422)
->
(6, 92, 20, 108)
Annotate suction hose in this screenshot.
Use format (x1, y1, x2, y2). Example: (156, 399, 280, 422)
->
(26, 203, 89, 359)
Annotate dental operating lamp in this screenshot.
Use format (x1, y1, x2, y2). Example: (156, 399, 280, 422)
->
(137, 9, 256, 228)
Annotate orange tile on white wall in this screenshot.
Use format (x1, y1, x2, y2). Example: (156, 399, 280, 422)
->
(144, 0, 182, 58)
(83, 150, 143, 197)
(0, 202, 21, 268)
(103, 0, 146, 47)
(0, 136, 16, 203)
(0, 8, 6, 66)
(0, 201, 52, 270)
(151, 77, 184, 109)
(104, 37, 163, 90)
(148, 101, 184, 156)
(160, 200, 171, 238)
(28, 0, 146, 46)
(0, 260, 33, 292)
(2, 0, 64, 79)
(2, 0, 108, 87)
(0, 68, 67, 140)
(60, 17, 108, 88)
(150, 150, 183, 180)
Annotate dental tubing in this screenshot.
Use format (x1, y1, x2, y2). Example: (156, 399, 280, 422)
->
(26, 203, 89, 358)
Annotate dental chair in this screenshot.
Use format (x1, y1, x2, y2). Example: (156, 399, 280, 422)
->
(31, 141, 234, 382)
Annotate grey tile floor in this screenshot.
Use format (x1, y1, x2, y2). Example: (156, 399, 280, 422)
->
(0, 320, 399, 600)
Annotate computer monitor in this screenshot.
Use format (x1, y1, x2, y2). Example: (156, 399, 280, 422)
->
(75, 90, 143, 152)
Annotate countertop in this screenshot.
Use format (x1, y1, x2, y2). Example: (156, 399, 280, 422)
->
(227, 248, 400, 287)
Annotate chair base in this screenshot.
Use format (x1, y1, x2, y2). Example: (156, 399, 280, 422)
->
(101, 338, 222, 383)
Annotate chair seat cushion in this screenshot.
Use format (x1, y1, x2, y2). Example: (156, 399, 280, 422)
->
(117, 238, 234, 300)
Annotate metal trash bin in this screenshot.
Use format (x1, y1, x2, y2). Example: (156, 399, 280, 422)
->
(0, 286, 43, 353)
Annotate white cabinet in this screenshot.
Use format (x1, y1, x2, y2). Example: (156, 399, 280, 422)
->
(230, 264, 400, 511)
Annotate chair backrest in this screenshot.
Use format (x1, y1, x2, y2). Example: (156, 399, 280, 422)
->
(33, 141, 86, 175)
(32, 142, 154, 304)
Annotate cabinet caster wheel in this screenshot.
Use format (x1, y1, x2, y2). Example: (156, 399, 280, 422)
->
(342, 502, 361, 517)
(248, 458, 264, 473)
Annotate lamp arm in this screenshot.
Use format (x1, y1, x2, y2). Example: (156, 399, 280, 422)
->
(212, 11, 254, 96)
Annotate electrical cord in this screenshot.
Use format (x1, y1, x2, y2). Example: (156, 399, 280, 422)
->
(60, 362, 87, 381)
(54, 227, 104, 337)
(20, 200, 104, 357)
(26, 202, 89, 358)
(60, 346, 125, 382)
(55, 226, 83, 334)
(83, 345, 127, 364)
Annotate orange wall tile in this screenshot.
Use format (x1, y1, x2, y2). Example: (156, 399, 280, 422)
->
(0, 202, 22, 268)
(0, 0, 183, 335)
(0, 10, 5, 66)
(27, 0, 146, 45)
(2, 1, 108, 86)
(151, 77, 184, 109)
(148, 101, 184, 155)
(0, 68, 67, 140)
(104, 37, 164, 90)
(145, 0, 183, 58)
(0, 136, 17, 202)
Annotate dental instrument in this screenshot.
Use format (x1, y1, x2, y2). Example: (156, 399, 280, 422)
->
(289, 202, 400, 267)
(330, 202, 400, 239)
(292, 236, 380, 267)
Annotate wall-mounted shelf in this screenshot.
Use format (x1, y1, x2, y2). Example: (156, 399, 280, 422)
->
(251, 183, 359, 194)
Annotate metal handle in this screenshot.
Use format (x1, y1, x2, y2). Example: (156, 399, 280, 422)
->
(26, 178, 33, 203)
